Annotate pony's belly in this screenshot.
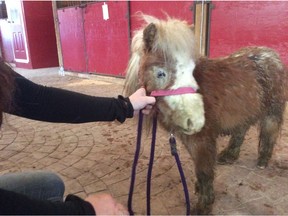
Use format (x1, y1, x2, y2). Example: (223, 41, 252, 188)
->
(218, 106, 260, 131)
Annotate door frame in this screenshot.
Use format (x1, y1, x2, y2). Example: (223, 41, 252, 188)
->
(6, 0, 29, 63)
(193, 0, 212, 57)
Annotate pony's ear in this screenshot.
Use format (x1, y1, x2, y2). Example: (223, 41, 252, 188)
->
(143, 23, 157, 52)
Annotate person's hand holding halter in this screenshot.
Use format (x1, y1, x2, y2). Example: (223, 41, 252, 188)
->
(129, 87, 156, 115)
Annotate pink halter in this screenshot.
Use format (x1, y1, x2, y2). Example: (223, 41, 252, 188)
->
(150, 87, 196, 97)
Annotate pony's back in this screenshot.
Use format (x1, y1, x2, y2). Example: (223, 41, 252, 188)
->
(194, 46, 286, 132)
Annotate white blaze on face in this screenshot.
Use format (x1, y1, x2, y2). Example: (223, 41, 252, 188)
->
(163, 54, 205, 134)
(173, 54, 198, 90)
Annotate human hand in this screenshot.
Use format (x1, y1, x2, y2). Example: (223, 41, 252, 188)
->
(85, 193, 128, 215)
(129, 87, 156, 115)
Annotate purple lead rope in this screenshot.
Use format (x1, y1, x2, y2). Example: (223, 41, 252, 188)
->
(127, 111, 191, 215)
(146, 114, 158, 215)
(127, 111, 143, 215)
(169, 135, 191, 215)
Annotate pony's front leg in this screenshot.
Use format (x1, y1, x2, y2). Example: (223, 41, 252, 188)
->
(194, 171, 215, 214)
(182, 134, 217, 214)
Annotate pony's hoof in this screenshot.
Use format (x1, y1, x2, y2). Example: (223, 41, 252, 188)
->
(257, 159, 268, 169)
(192, 203, 213, 215)
(217, 151, 239, 165)
(194, 192, 215, 215)
(257, 164, 266, 169)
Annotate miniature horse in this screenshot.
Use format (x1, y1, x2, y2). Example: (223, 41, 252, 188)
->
(124, 15, 287, 214)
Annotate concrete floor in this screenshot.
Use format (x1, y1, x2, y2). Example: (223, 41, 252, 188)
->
(0, 67, 288, 215)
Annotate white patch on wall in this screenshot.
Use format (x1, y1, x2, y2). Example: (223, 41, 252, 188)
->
(102, 3, 109, 20)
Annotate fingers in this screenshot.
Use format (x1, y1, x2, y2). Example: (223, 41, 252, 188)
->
(142, 109, 150, 115)
(139, 87, 146, 94)
(137, 87, 156, 105)
(142, 104, 153, 115)
(145, 105, 153, 110)
(85, 193, 128, 215)
(146, 96, 156, 105)
(129, 87, 156, 112)
(136, 87, 146, 96)
(115, 203, 129, 215)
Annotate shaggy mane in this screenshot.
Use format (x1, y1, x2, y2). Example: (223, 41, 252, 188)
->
(124, 13, 197, 97)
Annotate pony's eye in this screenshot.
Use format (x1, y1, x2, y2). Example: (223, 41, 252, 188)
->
(157, 69, 166, 78)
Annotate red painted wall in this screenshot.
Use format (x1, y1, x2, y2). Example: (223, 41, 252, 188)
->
(58, 1, 288, 76)
(58, 1, 194, 76)
(209, 1, 288, 65)
(22, 1, 59, 69)
(84, 2, 129, 76)
(58, 1, 129, 76)
(130, 1, 194, 31)
(58, 7, 86, 72)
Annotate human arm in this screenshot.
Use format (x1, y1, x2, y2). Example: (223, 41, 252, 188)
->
(7, 72, 155, 123)
(0, 189, 128, 215)
(0, 188, 95, 215)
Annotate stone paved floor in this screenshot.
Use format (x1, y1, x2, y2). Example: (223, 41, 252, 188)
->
(0, 67, 288, 215)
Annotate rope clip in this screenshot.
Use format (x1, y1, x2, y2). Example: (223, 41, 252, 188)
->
(169, 133, 177, 156)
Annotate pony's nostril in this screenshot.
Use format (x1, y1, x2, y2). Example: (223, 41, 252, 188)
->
(187, 118, 193, 128)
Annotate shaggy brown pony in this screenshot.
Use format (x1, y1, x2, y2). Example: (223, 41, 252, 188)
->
(124, 15, 288, 214)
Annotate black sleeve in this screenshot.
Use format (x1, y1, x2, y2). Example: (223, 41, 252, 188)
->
(0, 189, 95, 215)
(6, 73, 134, 123)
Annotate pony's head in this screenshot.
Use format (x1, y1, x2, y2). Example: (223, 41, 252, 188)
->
(124, 14, 205, 135)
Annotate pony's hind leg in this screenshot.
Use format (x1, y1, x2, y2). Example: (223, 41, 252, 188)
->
(257, 105, 285, 168)
(217, 126, 250, 164)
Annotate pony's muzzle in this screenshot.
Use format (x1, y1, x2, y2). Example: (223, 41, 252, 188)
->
(164, 93, 205, 135)
(187, 118, 193, 128)
(182, 118, 196, 135)
(176, 118, 197, 135)
(183, 118, 196, 135)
